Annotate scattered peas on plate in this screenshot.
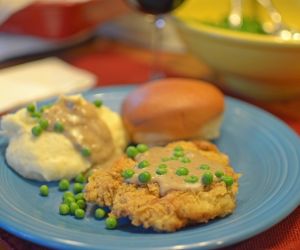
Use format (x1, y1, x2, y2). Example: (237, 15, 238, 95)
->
(32, 125, 43, 137)
(74, 208, 85, 219)
(126, 146, 139, 158)
(138, 171, 151, 183)
(138, 160, 150, 169)
(136, 144, 148, 153)
(74, 173, 86, 183)
(202, 172, 214, 185)
(93, 99, 103, 108)
(70, 202, 79, 215)
(95, 208, 106, 219)
(54, 122, 64, 133)
(58, 179, 70, 191)
(73, 183, 84, 194)
(37, 171, 119, 228)
(27, 103, 35, 113)
(105, 216, 118, 229)
(81, 147, 91, 158)
(39, 185, 49, 196)
(59, 204, 70, 215)
(176, 167, 189, 176)
(121, 169, 135, 179)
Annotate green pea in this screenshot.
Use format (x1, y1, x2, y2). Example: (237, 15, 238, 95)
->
(138, 160, 150, 169)
(54, 122, 64, 132)
(126, 146, 139, 158)
(180, 157, 191, 163)
(105, 216, 118, 229)
(81, 147, 91, 157)
(93, 99, 103, 108)
(38, 119, 49, 130)
(199, 164, 210, 170)
(174, 146, 183, 151)
(63, 191, 74, 200)
(58, 179, 70, 191)
(59, 204, 70, 215)
(156, 167, 167, 175)
(75, 173, 86, 183)
(31, 112, 41, 119)
(221, 176, 234, 186)
(73, 183, 84, 194)
(184, 175, 199, 184)
(39, 104, 51, 113)
(40, 108, 45, 113)
(173, 150, 184, 158)
(215, 170, 224, 178)
(74, 192, 85, 201)
(27, 103, 35, 113)
(176, 167, 189, 176)
(138, 171, 151, 183)
(64, 196, 75, 205)
(95, 208, 106, 219)
(86, 169, 94, 179)
(39, 185, 49, 196)
(202, 172, 213, 185)
(70, 202, 79, 215)
(76, 199, 86, 209)
(121, 169, 135, 179)
(156, 164, 168, 175)
(161, 157, 170, 162)
(136, 144, 148, 153)
(74, 208, 85, 219)
(158, 164, 167, 169)
(32, 125, 42, 137)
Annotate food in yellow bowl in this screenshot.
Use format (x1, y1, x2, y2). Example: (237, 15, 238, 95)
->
(173, 0, 300, 100)
(0, 95, 128, 181)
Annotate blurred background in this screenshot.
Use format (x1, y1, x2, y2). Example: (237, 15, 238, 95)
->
(0, 0, 300, 118)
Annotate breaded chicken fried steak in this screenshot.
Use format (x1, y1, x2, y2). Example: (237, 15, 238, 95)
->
(85, 141, 239, 232)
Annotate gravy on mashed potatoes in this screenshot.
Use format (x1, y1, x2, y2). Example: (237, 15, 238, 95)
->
(0, 95, 128, 181)
(43, 96, 114, 165)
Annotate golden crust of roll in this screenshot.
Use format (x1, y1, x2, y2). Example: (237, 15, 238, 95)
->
(121, 78, 225, 144)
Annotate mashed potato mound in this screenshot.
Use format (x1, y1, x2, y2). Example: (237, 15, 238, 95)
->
(98, 106, 128, 154)
(0, 96, 128, 181)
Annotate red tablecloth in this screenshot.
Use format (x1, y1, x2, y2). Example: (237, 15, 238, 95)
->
(0, 39, 299, 250)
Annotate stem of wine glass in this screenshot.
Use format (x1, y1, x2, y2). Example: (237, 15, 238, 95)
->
(149, 15, 166, 80)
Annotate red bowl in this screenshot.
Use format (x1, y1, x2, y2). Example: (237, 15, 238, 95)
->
(0, 0, 128, 40)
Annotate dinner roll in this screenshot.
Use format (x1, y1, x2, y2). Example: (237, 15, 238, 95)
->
(121, 78, 225, 145)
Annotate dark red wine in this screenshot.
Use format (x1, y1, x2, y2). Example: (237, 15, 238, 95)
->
(125, 0, 185, 15)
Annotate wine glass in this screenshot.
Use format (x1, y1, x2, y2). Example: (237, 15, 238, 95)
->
(124, 0, 186, 79)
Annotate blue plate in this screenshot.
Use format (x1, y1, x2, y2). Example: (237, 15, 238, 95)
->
(0, 85, 300, 250)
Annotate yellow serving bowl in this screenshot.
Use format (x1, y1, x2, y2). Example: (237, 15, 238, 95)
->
(174, 0, 300, 100)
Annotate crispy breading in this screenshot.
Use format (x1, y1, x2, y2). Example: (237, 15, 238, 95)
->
(85, 141, 239, 232)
